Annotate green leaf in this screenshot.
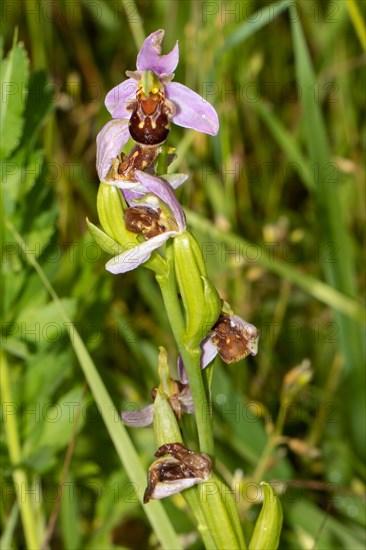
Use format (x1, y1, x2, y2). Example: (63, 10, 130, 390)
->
(0, 40, 29, 160)
(249, 482, 283, 550)
(21, 71, 54, 148)
(15, 298, 77, 345)
(35, 386, 85, 451)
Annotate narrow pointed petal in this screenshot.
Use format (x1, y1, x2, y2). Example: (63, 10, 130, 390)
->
(119, 173, 188, 202)
(135, 171, 186, 231)
(137, 29, 179, 75)
(121, 404, 154, 427)
(179, 386, 195, 414)
(163, 173, 189, 189)
(177, 355, 188, 384)
(105, 78, 137, 118)
(178, 336, 218, 384)
(201, 336, 219, 368)
(165, 82, 219, 136)
(103, 179, 147, 194)
(105, 231, 175, 274)
(96, 119, 130, 181)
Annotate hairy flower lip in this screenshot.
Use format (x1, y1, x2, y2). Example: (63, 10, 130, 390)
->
(144, 442, 212, 503)
(178, 313, 259, 383)
(97, 29, 219, 181)
(104, 171, 186, 275)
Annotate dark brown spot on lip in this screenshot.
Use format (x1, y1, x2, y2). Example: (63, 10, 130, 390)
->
(128, 89, 173, 146)
(112, 144, 160, 181)
(124, 206, 167, 239)
(211, 314, 258, 363)
(143, 443, 212, 503)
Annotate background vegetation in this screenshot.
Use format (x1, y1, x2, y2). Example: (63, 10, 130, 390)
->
(1, 0, 365, 548)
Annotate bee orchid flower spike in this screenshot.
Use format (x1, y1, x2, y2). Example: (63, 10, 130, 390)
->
(96, 29, 219, 181)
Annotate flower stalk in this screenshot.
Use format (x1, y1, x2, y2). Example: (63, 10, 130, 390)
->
(88, 27, 279, 550)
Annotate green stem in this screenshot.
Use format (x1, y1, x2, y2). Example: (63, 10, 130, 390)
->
(1, 351, 41, 549)
(156, 243, 214, 456)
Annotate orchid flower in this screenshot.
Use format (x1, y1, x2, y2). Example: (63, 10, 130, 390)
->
(105, 170, 186, 274)
(144, 443, 212, 503)
(178, 313, 259, 383)
(96, 29, 219, 181)
(121, 382, 194, 428)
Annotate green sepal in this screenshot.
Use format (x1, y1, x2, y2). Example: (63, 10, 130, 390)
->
(97, 182, 138, 246)
(153, 391, 183, 448)
(187, 231, 207, 276)
(173, 231, 207, 348)
(174, 232, 221, 348)
(249, 482, 283, 550)
(202, 276, 222, 339)
(86, 218, 125, 256)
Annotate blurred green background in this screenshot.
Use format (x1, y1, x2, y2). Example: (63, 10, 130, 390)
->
(1, 0, 365, 548)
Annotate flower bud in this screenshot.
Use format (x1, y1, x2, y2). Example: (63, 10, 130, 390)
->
(193, 475, 247, 549)
(174, 231, 221, 348)
(97, 182, 138, 246)
(281, 359, 313, 401)
(249, 482, 283, 550)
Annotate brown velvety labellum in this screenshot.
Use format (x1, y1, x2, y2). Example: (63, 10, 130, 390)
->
(212, 314, 253, 363)
(124, 206, 167, 239)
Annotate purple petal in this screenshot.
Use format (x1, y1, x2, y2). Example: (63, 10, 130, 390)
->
(201, 336, 218, 368)
(178, 336, 218, 384)
(121, 404, 154, 427)
(179, 386, 195, 414)
(96, 119, 130, 181)
(122, 173, 188, 198)
(137, 29, 179, 76)
(105, 78, 137, 118)
(163, 173, 189, 189)
(103, 179, 147, 194)
(165, 82, 219, 136)
(177, 355, 188, 384)
(105, 231, 175, 274)
(135, 171, 186, 231)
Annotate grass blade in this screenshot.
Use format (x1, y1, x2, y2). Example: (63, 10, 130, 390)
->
(291, 9, 364, 459)
(5, 219, 182, 550)
(215, 0, 292, 56)
(186, 210, 364, 323)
